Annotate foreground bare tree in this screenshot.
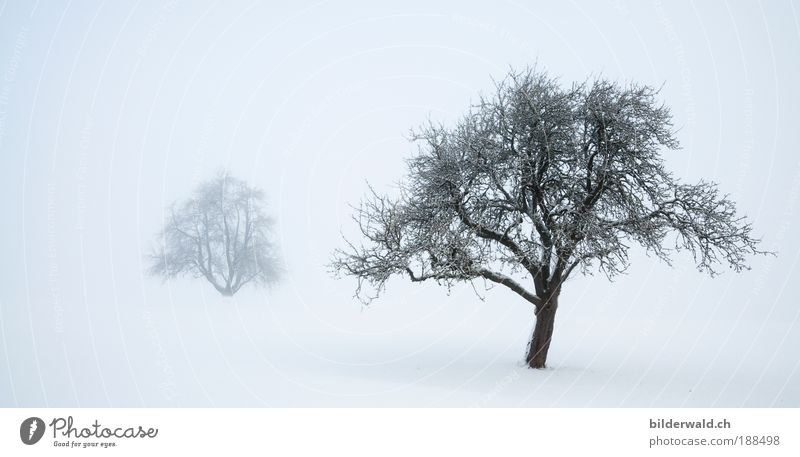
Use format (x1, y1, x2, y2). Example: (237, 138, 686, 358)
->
(332, 67, 767, 368)
(150, 172, 280, 296)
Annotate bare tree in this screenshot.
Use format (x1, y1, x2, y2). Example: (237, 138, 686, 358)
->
(332, 67, 769, 368)
(150, 172, 281, 296)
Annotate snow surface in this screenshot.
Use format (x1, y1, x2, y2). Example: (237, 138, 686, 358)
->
(3, 251, 798, 407)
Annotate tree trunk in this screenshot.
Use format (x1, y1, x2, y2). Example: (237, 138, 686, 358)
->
(526, 293, 558, 369)
(211, 282, 235, 296)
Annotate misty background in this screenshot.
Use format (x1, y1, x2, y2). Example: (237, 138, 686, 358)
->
(1, 0, 799, 406)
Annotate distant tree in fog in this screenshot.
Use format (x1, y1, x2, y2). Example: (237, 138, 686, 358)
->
(150, 172, 281, 296)
(332, 67, 769, 368)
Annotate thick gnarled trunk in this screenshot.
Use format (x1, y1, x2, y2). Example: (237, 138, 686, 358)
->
(526, 293, 558, 368)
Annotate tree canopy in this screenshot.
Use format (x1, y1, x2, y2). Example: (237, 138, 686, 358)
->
(150, 172, 281, 296)
(332, 67, 767, 367)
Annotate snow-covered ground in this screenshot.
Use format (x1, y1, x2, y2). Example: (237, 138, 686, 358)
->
(3, 251, 797, 407)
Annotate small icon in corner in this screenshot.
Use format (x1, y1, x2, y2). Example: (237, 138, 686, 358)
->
(20, 417, 45, 445)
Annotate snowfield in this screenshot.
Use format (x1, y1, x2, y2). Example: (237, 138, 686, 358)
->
(4, 254, 796, 407)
